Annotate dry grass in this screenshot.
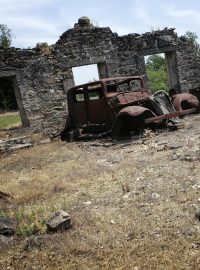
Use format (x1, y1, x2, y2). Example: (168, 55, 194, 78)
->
(1, 115, 200, 269)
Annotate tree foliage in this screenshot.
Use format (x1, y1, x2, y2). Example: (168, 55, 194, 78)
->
(145, 31, 200, 93)
(146, 54, 169, 93)
(183, 31, 200, 56)
(0, 24, 12, 48)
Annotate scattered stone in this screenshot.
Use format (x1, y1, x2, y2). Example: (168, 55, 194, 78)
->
(156, 140, 168, 146)
(0, 135, 33, 153)
(155, 144, 166, 151)
(167, 141, 184, 149)
(170, 152, 179, 160)
(151, 193, 160, 199)
(132, 190, 140, 195)
(0, 235, 14, 250)
(191, 242, 200, 249)
(195, 210, 200, 221)
(24, 234, 62, 251)
(0, 191, 12, 202)
(180, 150, 200, 161)
(9, 143, 33, 151)
(122, 184, 130, 194)
(90, 142, 114, 147)
(136, 176, 144, 181)
(39, 138, 51, 145)
(125, 232, 134, 241)
(83, 201, 92, 206)
(0, 217, 18, 236)
(123, 193, 131, 200)
(46, 211, 71, 233)
(183, 227, 195, 237)
(192, 184, 200, 190)
(97, 155, 121, 166)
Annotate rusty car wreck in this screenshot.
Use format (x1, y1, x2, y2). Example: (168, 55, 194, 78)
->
(61, 76, 200, 140)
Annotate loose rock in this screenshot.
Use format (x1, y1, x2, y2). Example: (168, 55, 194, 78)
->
(195, 210, 200, 221)
(24, 234, 62, 251)
(83, 201, 92, 206)
(0, 191, 12, 201)
(180, 150, 200, 161)
(0, 217, 17, 236)
(0, 235, 14, 250)
(167, 141, 184, 149)
(46, 211, 71, 233)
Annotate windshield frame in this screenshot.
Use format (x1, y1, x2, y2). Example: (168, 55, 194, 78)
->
(105, 77, 144, 93)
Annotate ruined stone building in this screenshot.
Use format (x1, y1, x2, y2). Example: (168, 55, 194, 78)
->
(0, 17, 200, 136)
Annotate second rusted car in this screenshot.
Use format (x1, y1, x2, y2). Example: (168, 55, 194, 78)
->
(62, 76, 199, 140)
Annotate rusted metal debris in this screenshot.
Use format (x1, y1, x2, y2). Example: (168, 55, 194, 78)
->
(60, 76, 199, 140)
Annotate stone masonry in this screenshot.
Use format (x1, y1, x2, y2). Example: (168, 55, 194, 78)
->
(0, 16, 200, 136)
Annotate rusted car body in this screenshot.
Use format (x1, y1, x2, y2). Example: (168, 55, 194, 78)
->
(62, 76, 199, 140)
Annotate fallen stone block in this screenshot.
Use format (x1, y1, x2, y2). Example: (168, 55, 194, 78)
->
(0, 217, 18, 236)
(46, 210, 71, 233)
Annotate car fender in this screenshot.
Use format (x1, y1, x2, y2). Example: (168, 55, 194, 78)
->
(118, 105, 155, 117)
(172, 93, 199, 111)
(111, 105, 156, 135)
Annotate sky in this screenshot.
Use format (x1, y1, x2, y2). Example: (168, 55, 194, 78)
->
(72, 65, 99, 85)
(1, 0, 200, 49)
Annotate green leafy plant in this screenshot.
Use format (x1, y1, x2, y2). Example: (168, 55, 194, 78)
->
(14, 209, 46, 238)
(146, 54, 169, 93)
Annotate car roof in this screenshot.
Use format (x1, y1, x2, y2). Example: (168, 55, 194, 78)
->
(70, 76, 144, 90)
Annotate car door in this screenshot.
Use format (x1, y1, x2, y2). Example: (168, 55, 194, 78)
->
(86, 85, 108, 125)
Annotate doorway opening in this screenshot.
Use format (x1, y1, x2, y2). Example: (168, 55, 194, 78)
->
(145, 53, 169, 93)
(0, 76, 28, 130)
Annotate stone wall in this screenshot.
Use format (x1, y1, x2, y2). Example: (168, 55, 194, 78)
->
(0, 17, 200, 136)
(0, 45, 70, 135)
(177, 43, 200, 91)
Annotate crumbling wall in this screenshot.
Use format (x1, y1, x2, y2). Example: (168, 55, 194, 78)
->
(54, 17, 143, 82)
(0, 17, 200, 136)
(0, 45, 69, 135)
(176, 42, 200, 91)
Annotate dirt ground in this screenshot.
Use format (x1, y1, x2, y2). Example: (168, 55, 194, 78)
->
(0, 114, 200, 270)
